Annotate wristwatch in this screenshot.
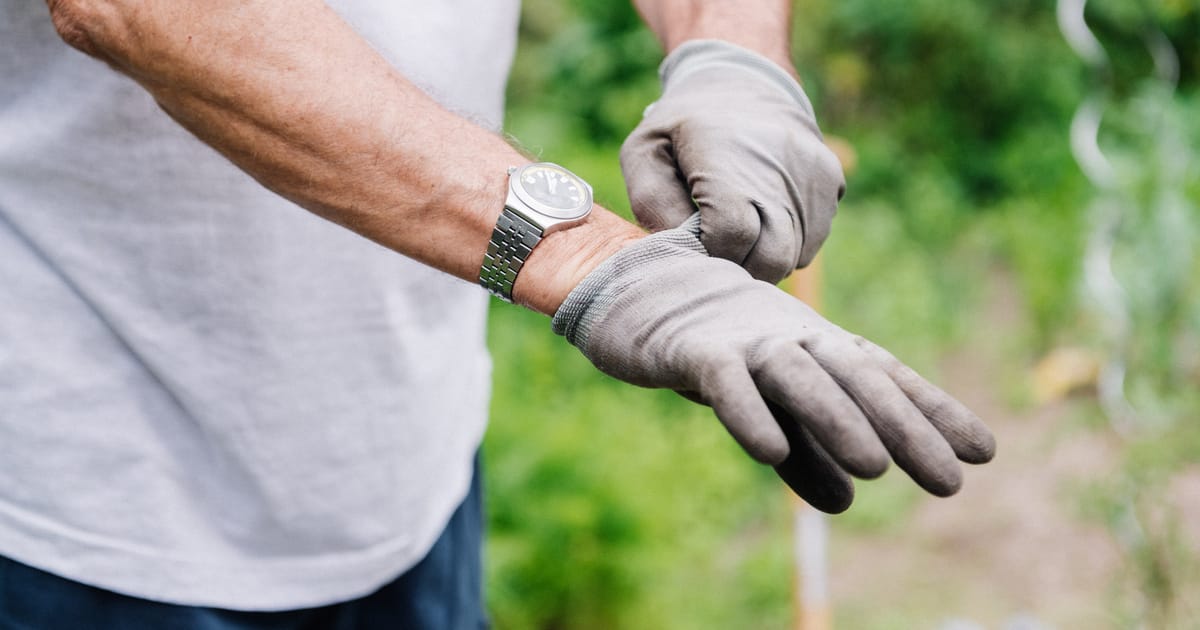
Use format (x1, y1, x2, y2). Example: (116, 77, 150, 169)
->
(479, 162, 594, 301)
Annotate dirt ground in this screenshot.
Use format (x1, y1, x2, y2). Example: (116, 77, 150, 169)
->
(823, 277, 1200, 629)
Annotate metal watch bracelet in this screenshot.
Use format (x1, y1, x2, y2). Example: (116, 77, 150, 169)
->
(479, 208, 544, 302)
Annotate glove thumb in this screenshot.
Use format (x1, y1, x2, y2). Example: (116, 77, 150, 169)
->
(620, 126, 697, 232)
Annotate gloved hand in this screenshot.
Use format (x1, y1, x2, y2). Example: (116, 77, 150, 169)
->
(620, 39, 845, 284)
(553, 217, 995, 513)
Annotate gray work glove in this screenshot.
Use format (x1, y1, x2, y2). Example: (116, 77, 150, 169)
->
(553, 217, 995, 513)
(620, 39, 845, 284)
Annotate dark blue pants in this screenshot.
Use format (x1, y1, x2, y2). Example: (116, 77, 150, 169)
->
(0, 461, 486, 630)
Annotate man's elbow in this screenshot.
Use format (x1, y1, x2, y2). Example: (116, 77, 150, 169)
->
(45, 0, 123, 59)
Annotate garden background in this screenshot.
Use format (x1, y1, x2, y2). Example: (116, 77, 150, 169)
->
(482, 1, 1200, 627)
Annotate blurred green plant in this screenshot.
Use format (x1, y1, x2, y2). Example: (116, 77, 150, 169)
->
(486, 1, 1199, 628)
(1075, 81, 1200, 629)
(792, 0, 1098, 347)
(1100, 87, 1199, 418)
(485, 304, 794, 629)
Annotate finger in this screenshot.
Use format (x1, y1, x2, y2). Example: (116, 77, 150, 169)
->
(700, 357, 789, 465)
(620, 128, 696, 232)
(740, 200, 800, 284)
(666, 126, 793, 272)
(689, 175, 760, 267)
(804, 336, 963, 497)
(769, 401, 855, 514)
(855, 338, 997, 464)
(750, 342, 889, 478)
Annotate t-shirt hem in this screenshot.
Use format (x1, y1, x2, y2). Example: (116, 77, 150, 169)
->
(0, 465, 473, 611)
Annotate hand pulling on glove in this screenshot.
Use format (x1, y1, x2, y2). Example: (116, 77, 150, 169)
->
(553, 217, 995, 513)
(621, 40, 845, 284)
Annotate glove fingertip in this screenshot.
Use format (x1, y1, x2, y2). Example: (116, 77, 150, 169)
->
(844, 451, 890, 480)
(916, 465, 964, 498)
(816, 488, 855, 515)
(775, 461, 855, 514)
(957, 428, 997, 465)
(746, 435, 790, 467)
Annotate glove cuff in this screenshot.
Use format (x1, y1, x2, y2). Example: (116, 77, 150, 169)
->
(552, 215, 705, 349)
(659, 39, 815, 119)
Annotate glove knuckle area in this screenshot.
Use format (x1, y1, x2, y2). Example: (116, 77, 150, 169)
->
(619, 125, 664, 165)
(795, 195, 833, 257)
(813, 137, 847, 175)
(620, 130, 672, 175)
(801, 334, 872, 378)
(791, 142, 845, 268)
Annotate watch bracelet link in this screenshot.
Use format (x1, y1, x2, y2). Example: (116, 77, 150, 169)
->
(479, 208, 544, 301)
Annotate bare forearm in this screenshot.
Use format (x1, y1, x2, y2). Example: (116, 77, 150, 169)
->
(631, 0, 794, 73)
(45, 0, 641, 314)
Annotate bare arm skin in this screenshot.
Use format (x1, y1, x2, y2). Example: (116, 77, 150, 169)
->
(44, 0, 643, 315)
(631, 0, 796, 75)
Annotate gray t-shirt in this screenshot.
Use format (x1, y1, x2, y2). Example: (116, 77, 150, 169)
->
(0, 0, 518, 610)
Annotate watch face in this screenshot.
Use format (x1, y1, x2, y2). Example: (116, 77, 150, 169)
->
(512, 163, 591, 219)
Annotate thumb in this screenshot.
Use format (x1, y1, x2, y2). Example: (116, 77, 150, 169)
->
(620, 125, 696, 232)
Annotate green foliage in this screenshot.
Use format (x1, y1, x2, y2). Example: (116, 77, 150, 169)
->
(1095, 86, 1200, 423)
(791, 0, 1196, 347)
(833, 469, 925, 534)
(1087, 0, 1200, 95)
(1069, 84, 1200, 628)
(1074, 470, 1200, 628)
(801, 0, 1088, 204)
(485, 305, 796, 629)
(486, 1, 1200, 627)
(508, 0, 659, 146)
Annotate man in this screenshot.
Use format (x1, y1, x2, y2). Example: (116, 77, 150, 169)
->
(0, 0, 995, 626)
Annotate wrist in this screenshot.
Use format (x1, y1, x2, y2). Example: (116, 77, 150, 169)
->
(512, 209, 644, 316)
(667, 36, 795, 80)
(647, 2, 795, 79)
(660, 40, 814, 118)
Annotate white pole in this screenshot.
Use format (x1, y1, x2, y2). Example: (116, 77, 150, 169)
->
(794, 501, 831, 630)
(788, 256, 832, 630)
